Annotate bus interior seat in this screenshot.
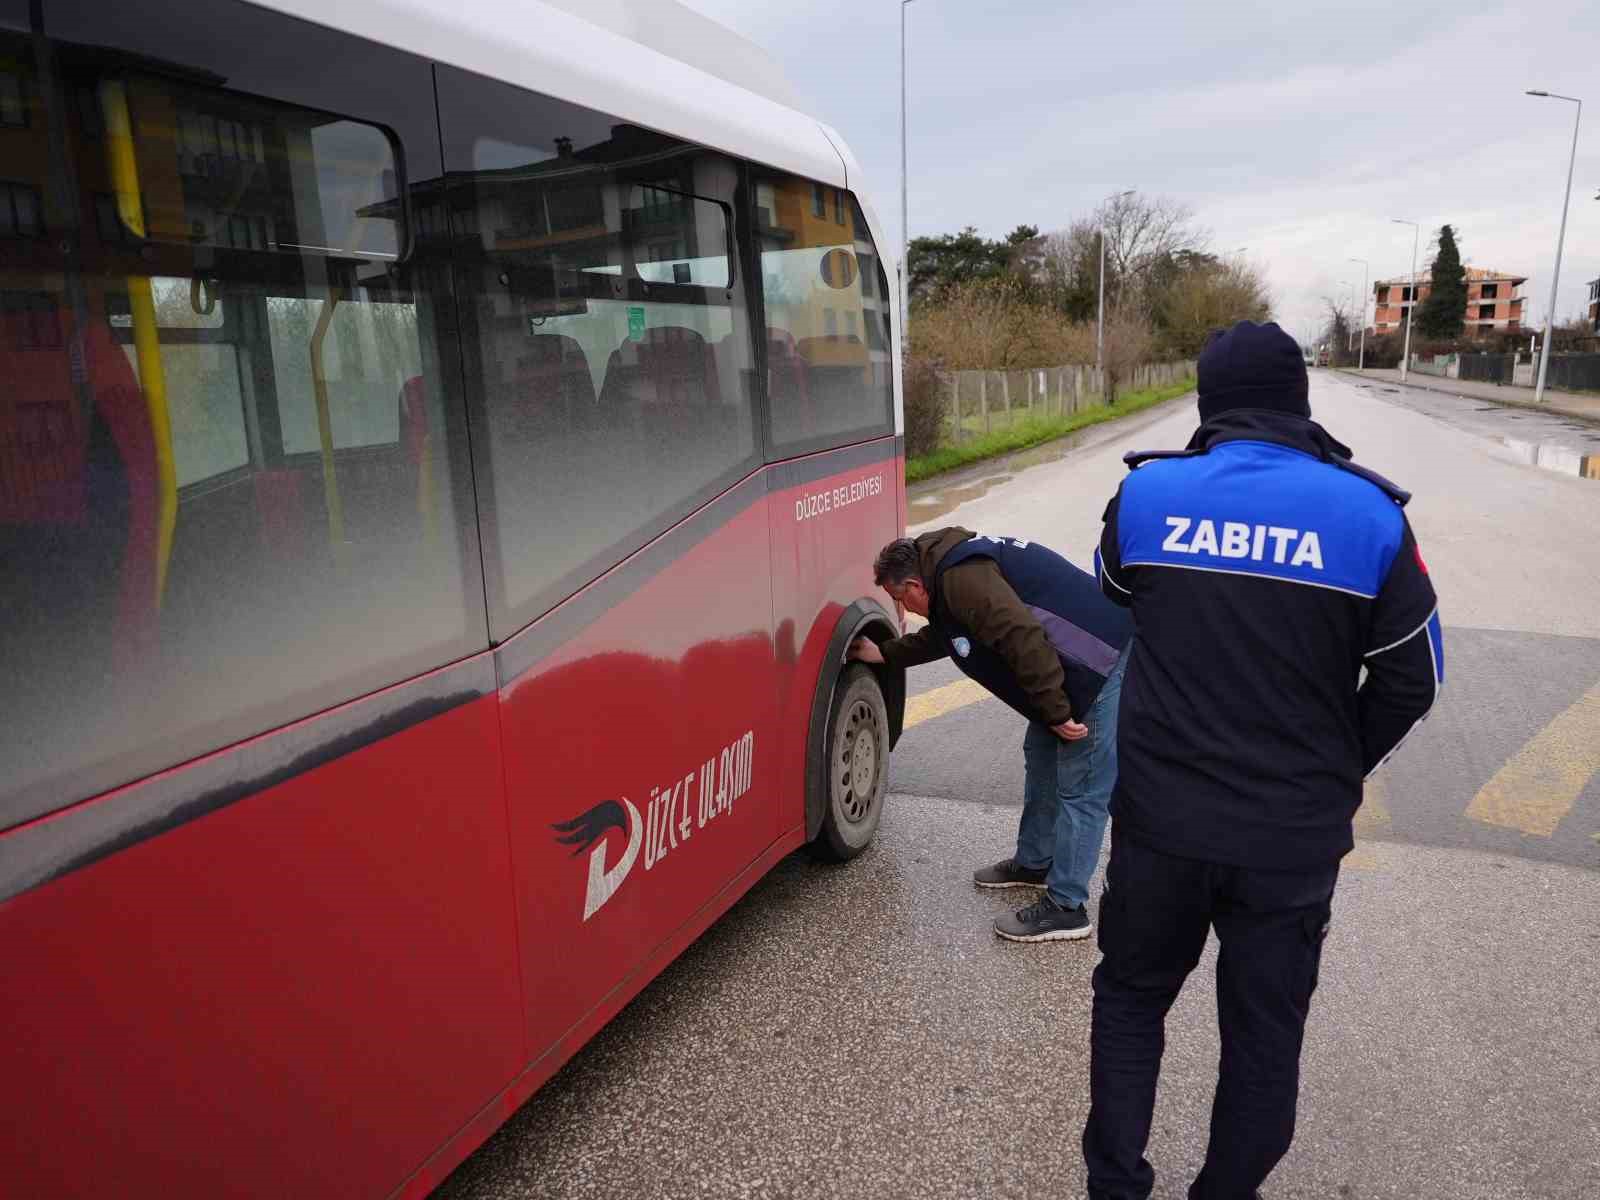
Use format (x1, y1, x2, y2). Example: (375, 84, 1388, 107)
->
(765, 326, 811, 423)
(600, 325, 721, 431)
(1, 300, 159, 663)
(509, 334, 596, 436)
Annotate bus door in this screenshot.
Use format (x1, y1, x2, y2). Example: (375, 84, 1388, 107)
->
(751, 173, 901, 830)
(436, 65, 780, 1057)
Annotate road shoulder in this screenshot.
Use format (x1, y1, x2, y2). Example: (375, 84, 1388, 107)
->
(1334, 367, 1600, 428)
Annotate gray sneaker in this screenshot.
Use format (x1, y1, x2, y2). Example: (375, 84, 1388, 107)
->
(994, 894, 1092, 943)
(972, 857, 1048, 890)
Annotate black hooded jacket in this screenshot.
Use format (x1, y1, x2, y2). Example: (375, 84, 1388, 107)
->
(1096, 409, 1443, 869)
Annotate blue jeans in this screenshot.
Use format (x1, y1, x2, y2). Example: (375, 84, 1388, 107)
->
(1014, 644, 1128, 909)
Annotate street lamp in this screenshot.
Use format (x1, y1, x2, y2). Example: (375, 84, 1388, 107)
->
(1097, 189, 1135, 373)
(1391, 219, 1420, 383)
(1348, 257, 1369, 371)
(899, 0, 918, 344)
(1526, 89, 1582, 405)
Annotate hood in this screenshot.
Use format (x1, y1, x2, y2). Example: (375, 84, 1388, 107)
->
(1196, 319, 1310, 422)
(914, 526, 976, 584)
(1185, 408, 1353, 461)
(1181, 408, 1410, 505)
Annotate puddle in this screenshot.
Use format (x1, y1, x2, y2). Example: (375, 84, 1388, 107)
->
(908, 474, 1016, 520)
(1502, 437, 1600, 480)
(908, 428, 1104, 520)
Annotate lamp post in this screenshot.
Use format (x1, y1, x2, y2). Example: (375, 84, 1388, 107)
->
(1097, 189, 1135, 373)
(899, 0, 918, 345)
(1391, 219, 1420, 382)
(1348, 257, 1369, 370)
(1525, 90, 1582, 404)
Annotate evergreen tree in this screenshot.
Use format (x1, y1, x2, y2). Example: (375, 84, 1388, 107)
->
(1415, 224, 1467, 339)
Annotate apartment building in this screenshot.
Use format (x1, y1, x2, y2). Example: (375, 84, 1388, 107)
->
(1372, 267, 1528, 338)
(1587, 276, 1598, 333)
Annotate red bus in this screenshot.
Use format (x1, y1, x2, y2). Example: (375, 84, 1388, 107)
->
(0, 0, 906, 1193)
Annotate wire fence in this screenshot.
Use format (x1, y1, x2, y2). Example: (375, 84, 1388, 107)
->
(936, 361, 1195, 443)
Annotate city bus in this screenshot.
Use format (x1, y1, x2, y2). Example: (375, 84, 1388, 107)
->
(0, 0, 906, 1193)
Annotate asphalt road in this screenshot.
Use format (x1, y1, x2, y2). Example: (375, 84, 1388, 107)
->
(437, 372, 1600, 1200)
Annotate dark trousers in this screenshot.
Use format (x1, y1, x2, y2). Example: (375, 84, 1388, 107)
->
(1082, 828, 1338, 1200)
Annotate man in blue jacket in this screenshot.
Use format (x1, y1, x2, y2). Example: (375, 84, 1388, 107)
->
(1085, 321, 1442, 1199)
(849, 528, 1134, 942)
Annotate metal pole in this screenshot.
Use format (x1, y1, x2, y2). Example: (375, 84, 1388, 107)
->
(1096, 228, 1106, 373)
(1359, 262, 1368, 370)
(1526, 92, 1581, 404)
(899, 1, 910, 343)
(1095, 190, 1133, 375)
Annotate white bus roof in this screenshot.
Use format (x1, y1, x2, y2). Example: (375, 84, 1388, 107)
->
(539, 0, 806, 113)
(257, 0, 847, 188)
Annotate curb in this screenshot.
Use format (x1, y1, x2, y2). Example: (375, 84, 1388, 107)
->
(1333, 369, 1600, 429)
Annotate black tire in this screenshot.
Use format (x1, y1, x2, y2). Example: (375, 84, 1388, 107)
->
(811, 664, 889, 861)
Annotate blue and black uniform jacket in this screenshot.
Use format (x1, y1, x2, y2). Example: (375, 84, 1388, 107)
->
(1096, 409, 1443, 870)
(932, 534, 1134, 725)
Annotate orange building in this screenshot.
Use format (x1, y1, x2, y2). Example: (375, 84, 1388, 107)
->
(1372, 267, 1527, 338)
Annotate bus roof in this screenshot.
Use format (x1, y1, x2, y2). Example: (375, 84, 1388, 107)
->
(256, 0, 846, 188)
(538, 0, 807, 113)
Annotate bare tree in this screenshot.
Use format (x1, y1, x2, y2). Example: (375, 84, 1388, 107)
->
(1101, 309, 1156, 404)
(1321, 296, 1356, 367)
(1096, 193, 1206, 314)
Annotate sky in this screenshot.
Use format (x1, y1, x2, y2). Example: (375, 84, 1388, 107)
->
(677, 0, 1600, 345)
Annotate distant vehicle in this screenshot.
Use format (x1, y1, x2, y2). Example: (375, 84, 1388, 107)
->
(1, 1, 906, 1195)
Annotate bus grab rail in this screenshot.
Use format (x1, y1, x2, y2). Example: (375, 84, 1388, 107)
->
(100, 78, 176, 610)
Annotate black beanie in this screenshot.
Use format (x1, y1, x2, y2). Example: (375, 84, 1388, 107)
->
(1197, 320, 1310, 423)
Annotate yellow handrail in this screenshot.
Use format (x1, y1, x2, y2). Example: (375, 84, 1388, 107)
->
(309, 290, 345, 554)
(100, 79, 176, 609)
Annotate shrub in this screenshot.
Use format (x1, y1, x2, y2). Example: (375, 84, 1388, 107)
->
(911, 278, 1095, 369)
(902, 355, 948, 459)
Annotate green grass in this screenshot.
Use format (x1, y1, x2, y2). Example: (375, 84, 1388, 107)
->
(906, 377, 1196, 483)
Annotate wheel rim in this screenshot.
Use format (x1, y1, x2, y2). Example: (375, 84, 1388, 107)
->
(835, 698, 881, 823)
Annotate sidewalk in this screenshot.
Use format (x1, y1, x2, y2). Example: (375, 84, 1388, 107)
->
(1336, 367, 1600, 426)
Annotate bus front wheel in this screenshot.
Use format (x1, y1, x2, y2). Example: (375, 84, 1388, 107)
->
(813, 664, 889, 861)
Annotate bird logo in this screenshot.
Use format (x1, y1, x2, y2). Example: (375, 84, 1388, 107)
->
(552, 798, 643, 921)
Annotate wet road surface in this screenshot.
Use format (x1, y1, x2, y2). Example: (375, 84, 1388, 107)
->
(437, 372, 1600, 1199)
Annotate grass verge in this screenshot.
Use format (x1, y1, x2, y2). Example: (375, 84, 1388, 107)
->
(906, 377, 1196, 483)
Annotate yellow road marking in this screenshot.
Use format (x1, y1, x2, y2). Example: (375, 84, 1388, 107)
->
(1343, 775, 1390, 870)
(1465, 680, 1600, 836)
(1354, 773, 1391, 836)
(902, 678, 993, 731)
(1343, 843, 1380, 870)
(897, 675, 1404, 874)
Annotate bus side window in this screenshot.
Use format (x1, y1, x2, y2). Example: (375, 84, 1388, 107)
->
(435, 66, 760, 640)
(754, 177, 894, 455)
(0, 12, 483, 827)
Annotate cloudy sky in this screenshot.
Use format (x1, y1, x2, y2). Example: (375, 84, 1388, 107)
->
(678, 0, 1600, 344)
